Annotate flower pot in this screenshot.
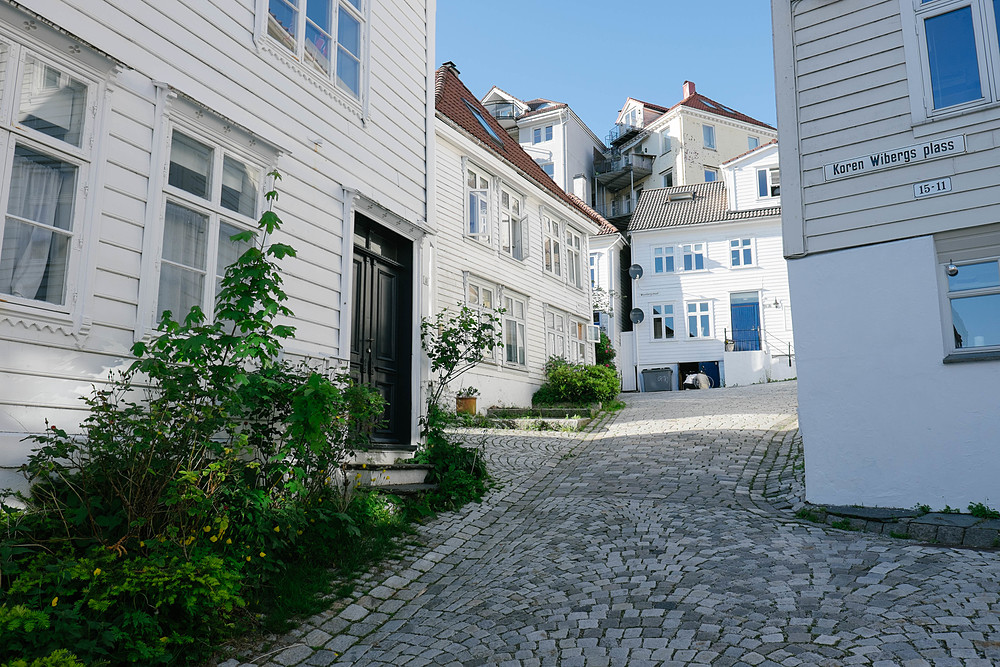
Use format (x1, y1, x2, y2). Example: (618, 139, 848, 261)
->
(456, 396, 477, 414)
(725, 342, 735, 352)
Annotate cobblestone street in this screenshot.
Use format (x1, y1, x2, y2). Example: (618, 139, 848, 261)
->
(235, 382, 1000, 666)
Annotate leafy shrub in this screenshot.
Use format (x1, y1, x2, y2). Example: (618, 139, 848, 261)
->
(533, 357, 620, 405)
(0, 175, 388, 665)
(1, 649, 86, 667)
(595, 332, 616, 369)
(968, 502, 1000, 519)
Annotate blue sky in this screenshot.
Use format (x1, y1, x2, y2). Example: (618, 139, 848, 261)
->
(435, 0, 778, 139)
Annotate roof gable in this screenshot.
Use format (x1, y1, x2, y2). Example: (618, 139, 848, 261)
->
(435, 64, 608, 231)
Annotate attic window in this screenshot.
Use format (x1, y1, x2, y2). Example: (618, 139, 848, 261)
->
(666, 191, 695, 202)
(464, 99, 504, 146)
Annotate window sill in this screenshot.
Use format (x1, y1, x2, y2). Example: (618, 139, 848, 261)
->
(0, 299, 90, 342)
(943, 350, 1000, 364)
(463, 235, 494, 251)
(257, 38, 365, 122)
(910, 99, 1000, 139)
(502, 363, 529, 373)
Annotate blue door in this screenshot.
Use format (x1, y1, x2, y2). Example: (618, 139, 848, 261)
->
(730, 292, 761, 351)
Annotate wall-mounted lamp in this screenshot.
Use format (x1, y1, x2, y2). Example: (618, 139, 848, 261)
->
(946, 260, 959, 277)
(773, 298, 781, 308)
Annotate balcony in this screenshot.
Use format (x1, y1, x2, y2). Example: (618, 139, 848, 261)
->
(606, 123, 642, 147)
(594, 199, 636, 226)
(594, 153, 654, 192)
(483, 101, 522, 131)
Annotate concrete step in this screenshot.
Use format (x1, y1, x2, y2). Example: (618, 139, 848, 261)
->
(346, 463, 432, 487)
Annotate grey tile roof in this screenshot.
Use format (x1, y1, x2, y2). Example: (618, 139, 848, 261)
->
(627, 182, 780, 233)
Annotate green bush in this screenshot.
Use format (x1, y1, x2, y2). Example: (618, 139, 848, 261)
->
(0, 175, 389, 665)
(1, 649, 86, 667)
(533, 357, 619, 405)
(595, 331, 616, 369)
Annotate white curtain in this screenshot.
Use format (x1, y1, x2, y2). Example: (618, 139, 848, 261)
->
(0, 155, 63, 300)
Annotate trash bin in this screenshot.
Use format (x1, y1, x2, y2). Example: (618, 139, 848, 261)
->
(641, 367, 673, 392)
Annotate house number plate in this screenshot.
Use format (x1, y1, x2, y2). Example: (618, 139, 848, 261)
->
(913, 177, 952, 199)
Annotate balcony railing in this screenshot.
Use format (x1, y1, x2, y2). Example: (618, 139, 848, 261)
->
(594, 153, 654, 192)
(594, 198, 636, 220)
(606, 123, 642, 146)
(483, 101, 522, 121)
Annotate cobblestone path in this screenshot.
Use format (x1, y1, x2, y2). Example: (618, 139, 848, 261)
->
(233, 382, 1000, 667)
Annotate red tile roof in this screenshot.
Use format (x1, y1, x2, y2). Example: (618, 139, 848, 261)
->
(435, 64, 606, 232)
(674, 92, 775, 131)
(566, 193, 619, 235)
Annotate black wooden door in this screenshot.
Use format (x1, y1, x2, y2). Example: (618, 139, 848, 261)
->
(350, 216, 412, 445)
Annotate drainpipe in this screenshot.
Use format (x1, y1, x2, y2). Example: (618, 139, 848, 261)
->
(561, 109, 570, 194)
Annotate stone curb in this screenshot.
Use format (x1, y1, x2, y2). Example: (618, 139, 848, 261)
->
(796, 505, 1000, 548)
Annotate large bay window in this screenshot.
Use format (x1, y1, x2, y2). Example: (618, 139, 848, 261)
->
(266, 0, 365, 100)
(157, 128, 263, 323)
(0, 41, 100, 311)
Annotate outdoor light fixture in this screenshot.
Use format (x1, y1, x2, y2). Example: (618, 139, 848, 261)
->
(946, 260, 959, 277)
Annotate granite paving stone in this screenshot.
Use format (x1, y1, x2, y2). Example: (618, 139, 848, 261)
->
(228, 382, 1000, 665)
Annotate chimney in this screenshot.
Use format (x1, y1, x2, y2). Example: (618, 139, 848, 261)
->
(683, 81, 695, 98)
(441, 61, 460, 75)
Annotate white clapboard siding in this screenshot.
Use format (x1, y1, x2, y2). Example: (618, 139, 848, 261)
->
(433, 123, 599, 408)
(0, 0, 429, 477)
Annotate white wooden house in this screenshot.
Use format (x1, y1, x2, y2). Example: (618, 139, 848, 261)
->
(773, 0, 1000, 508)
(626, 142, 795, 391)
(432, 63, 603, 409)
(0, 0, 434, 491)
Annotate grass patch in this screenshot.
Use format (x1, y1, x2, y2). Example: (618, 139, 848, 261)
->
(889, 531, 912, 540)
(795, 508, 823, 523)
(830, 518, 856, 531)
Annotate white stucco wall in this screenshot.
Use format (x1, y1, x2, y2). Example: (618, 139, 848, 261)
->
(790, 236, 1000, 509)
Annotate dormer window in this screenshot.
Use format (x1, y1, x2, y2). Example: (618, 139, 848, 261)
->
(464, 100, 503, 146)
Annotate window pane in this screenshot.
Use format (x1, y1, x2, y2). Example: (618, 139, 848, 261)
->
(337, 48, 360, 97)
(306, 22, 332, 75)
(169, 132, 213, 199)
(338, 6, 360, 56)
(951, 293, 1000, 348)
(158, 263, 204, 322)
(948, 260, 1000, 292)
(1, 146, 77, 302)
(758, 169, 768, 197)
(307, 0, 332, 32)
(268, 0, 298, 49)
(221, 156, 259, 218)
(163, 202, 208, 269)
(653, 318, 663, 339)
(217, 221, 249, 282)
(925, 7, 982, 109)
(0, 43, 7, 93)
(18, 56, 88, 147)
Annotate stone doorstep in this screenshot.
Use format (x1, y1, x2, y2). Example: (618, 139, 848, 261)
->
(345, 463, 433, 487)
(803, 505, 1000, 548)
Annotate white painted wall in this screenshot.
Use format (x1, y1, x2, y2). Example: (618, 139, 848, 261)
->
(0, 0, 432, 490)
(433, 121, 598, 411)
(631, 215, 794, 390)
(789, 236, 1000, 508)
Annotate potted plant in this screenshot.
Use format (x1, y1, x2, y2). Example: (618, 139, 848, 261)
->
(455, 386, 480, 414)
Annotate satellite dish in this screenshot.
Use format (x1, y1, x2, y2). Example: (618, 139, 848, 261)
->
(628, 264, 643, 280)
(629, 308, 645, 324)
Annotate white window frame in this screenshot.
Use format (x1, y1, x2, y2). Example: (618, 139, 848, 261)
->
(935, 227, 1000, 357)
(757, 167, 780, 199)
(565, 226, 583, 288)
(730, 238, 755, 268)
(502, 291, 527, 368)
(652, 245, 674, 274)
(661, 169, 674, 188)
(569, 318, 588, 363)
(0, 34, 105, 328)
(686, 300, 713, 339)
(703, 124, 716, 150)
(681, 242, 706, 272)
(154, 122, 269, 325)
(465, 163, 492, 245)
(589, 252, 598, 288)
(532, 127, 541, 144)
(542, 213, 562, 277)
(901, 0, 1000, 122)
(651, 303, 675, 341)
(748, 136, 760, 150)
(661, 132, 671, 154)
(258, 0, 369, 107)
(538, 160, 555, 179)
(545, 307, 567, 360)
(499, 185, 526, 260)
(704, 167, 718, 182)
(465, 273, 498, 363)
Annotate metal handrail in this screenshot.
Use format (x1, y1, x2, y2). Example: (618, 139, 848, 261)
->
(483, 101, 522, 121)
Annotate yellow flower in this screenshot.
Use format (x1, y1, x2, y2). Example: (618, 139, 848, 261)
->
(51, 597, 58, 607)
(210, 536, 218, 543)
(93, 568, 101, 577)
(259, 551, 266, 558)
(139, 541, 145, 548)
(226, 538, 232, 545)
(246, 556, 251, 561)
(296, 530, 303, 535)
(273, 526, 280, 533)
(203, 526, 212, 533)
(362, 464, 366, 468)
(160, 637, 168, 643)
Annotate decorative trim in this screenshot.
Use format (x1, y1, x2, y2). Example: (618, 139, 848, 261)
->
(257, 40, 364, 123)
